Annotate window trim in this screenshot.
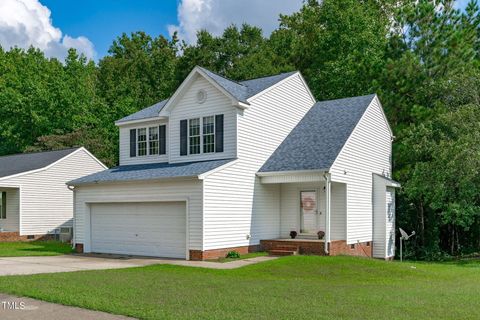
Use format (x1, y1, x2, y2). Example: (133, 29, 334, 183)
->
(132, 125, 167, 157)
(148, 126, 159, 155)
(202, 115, 215, 154)
(186, 114, 220, 155)
(188, 118, 201, 155)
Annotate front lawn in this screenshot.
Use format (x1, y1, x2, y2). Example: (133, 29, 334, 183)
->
(0, 241, 74, 257)
(0, 256, 478, 319)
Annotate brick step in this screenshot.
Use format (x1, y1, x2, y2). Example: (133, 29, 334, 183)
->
(269, 249, 298, 256)
(272, 245, 299, 251)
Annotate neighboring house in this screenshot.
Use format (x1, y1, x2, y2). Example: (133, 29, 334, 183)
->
(0, 147, 106, 241)
(69, 66, 400, 260)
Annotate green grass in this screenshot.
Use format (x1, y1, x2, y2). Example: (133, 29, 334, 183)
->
(0, 241, 74, 257)
(0, 256, 478, 319)
(207, 251, 268, 262)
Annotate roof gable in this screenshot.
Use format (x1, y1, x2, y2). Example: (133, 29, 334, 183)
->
(115, 67, 301, 124)
(0, 148, 81, 179)
(259, 94, 376, 173)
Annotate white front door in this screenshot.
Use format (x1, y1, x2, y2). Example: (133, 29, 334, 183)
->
(300, 190, 318, 234)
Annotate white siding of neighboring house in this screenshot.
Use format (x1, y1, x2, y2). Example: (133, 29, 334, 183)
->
(0, 188, 20, 232)
(330, 96, 392, 244)
(118, 119, 169, 166)
(0, 149, 106, 235)
(279, 181, 346, 240)
(202, 74, 316, 250)
(73, 179, 203, 251)
(169, 74, 237, 163)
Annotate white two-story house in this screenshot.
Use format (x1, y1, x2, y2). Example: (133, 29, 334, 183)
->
(69, 66, 399, 260)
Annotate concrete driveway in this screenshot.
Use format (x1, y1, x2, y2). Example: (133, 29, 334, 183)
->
(0, 254, 277, 276)
(0, 254, 170, 276)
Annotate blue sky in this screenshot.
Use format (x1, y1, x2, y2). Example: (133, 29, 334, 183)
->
(42, 0, 178, 58)
(0, 0, 473, 61)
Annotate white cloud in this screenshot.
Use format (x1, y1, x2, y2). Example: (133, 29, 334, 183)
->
(168, 0, 303, 43)
(0, 0, 95, 60)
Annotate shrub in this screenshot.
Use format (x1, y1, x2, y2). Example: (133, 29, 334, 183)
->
(226, 251, 241, 259)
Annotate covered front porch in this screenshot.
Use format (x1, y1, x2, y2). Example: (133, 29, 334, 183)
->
(257, 170, 347, 256)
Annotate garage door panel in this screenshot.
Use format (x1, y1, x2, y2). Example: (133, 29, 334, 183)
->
(90, 202, 186, 258)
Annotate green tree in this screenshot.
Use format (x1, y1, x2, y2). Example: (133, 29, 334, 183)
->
(276, 0, 392, 100)
(176, 24, 292, 82)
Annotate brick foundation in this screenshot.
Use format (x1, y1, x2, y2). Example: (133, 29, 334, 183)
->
(329, 240, 372, 257)
(0, 232, 54, 242)
(260, 239, 373, 258)
(189, 244, 261, 261)
(75, 243, 84, 253)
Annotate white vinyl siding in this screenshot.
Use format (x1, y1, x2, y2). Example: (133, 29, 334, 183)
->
(0, 149, 105, 235)
(169, 75, 236, 163)
(279, 181, 345, 240)
(73, 179, 202, 251)
(118, 120, 169, 165)
(202, 74, 316, 250)
(330, 96, 392, 244)
(373, 175, 396, 259)
(386, 187, 395, 257)
(0, 188, 19, 232)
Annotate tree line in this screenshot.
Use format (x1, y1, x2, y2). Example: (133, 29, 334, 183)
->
(0, 0, 479, 259)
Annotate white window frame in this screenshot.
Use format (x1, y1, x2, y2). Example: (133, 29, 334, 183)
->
(202, 115, 215, 154)
(135, 126, 166, 157)
(188, 118, 201, 155)
(137, 128, 147, 156)
(149, 127, 159, 155)
(187, 115, 218, 155)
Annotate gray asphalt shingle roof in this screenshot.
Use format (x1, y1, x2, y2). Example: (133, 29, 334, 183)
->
(0, 148, 81, 179)
(68, 158, 235, 185)
(116, 67, 298, 123)
(259, 94, 377, 173)
(116, 99, 168, 124)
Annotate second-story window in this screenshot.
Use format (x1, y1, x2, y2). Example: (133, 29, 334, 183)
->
(149, 127, 159, 155)
(137, 128, 147, 156)
(203, 116, 215, 153)
(189, 118, 201, 154)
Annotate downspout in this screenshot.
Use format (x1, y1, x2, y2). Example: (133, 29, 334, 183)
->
(323, 172, 331, 254)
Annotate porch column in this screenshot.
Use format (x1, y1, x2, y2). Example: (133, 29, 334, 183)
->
(324, 173, 331, 254)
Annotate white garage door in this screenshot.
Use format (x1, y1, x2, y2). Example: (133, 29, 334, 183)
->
(90, 202, 186, 258)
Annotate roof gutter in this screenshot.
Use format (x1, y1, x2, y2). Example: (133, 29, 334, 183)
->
(115, 116, 168, 126)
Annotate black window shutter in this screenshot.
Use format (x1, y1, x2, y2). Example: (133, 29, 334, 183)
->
(180, 120, 188, 156)
(159, 125, 166, 155)
(1, 192, 6, 219)
(129, 129, 136, 157)
(215, 114, 224, 153)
